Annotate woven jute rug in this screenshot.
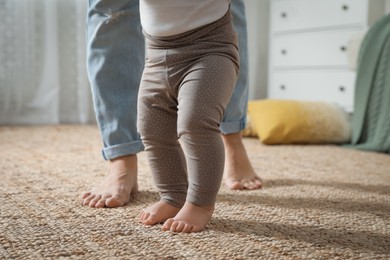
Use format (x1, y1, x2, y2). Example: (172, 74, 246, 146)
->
(0, 125, 389, 259)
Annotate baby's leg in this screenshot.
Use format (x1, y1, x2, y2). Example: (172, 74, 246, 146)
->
(137, 62, 188, 225)
(163, 55, 238, 232)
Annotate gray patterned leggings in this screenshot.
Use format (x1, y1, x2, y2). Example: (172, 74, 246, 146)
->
(137, 10, 239, 207)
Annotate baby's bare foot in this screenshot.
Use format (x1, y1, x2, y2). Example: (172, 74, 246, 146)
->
(162, 202, 214, 233)
(222, 133, 262, 190)
(81, 155, 138, 208)
(140, 201, 181, 225)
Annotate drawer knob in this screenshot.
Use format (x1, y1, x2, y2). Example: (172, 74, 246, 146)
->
(280, 85, 286, 90)
(340, 46, 347, 52)
(342, 5, 349, 11)
(281, 12, 287, 18)
(339, 86, 346, 92)
(281, 49, 287, 55)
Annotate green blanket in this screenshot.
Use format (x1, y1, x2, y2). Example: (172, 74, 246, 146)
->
(348, 14, 390, 153)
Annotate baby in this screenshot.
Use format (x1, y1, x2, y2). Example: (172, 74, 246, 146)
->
(137, 0, 239, 233)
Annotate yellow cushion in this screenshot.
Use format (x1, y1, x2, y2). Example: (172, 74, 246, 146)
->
(241, 113, 258, 137)
(247, 99, 351, 144)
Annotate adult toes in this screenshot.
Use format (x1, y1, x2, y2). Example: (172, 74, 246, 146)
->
(95, 195, 110, 208)
(82, 194, 95, 206)
(81, 192, 91, 199)
(243, 179, 262, 190)
(106, 196, 126, 208)
(88, 195, 102, 207)
(227, 180, 244, 190)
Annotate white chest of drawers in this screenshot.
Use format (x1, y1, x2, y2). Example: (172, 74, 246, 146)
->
(268, 0, 385, 112)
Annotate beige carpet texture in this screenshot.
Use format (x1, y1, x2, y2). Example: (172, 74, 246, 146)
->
(0, 125, 389, 259)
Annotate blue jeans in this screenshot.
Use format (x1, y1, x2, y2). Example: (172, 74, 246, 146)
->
(87, 0, 249, 160)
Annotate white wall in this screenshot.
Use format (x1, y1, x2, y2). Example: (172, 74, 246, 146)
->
(387, 0, 390, 13)
(244, 0, 269, 100)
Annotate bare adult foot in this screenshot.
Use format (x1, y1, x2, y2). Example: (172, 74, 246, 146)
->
(140, 201, 181, 225)
(162, 202, 214, 233)
(81, 155, 138, 208)
(222, 132, 262, 190)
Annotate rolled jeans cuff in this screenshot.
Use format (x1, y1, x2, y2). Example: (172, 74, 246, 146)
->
(220, 115, 247, 135)
(102, 140, 144, 160)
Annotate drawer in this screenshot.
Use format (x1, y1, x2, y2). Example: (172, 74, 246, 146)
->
(271, 29, 362, 68)
(271, 0, 368, 33)
(268, 70, 356, 112)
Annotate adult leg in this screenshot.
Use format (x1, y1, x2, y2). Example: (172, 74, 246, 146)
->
(222, 0, 262, 190)
(82, 0, 144, 208)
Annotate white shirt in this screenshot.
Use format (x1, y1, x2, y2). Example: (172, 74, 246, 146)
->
(140, 0, 230, 37)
